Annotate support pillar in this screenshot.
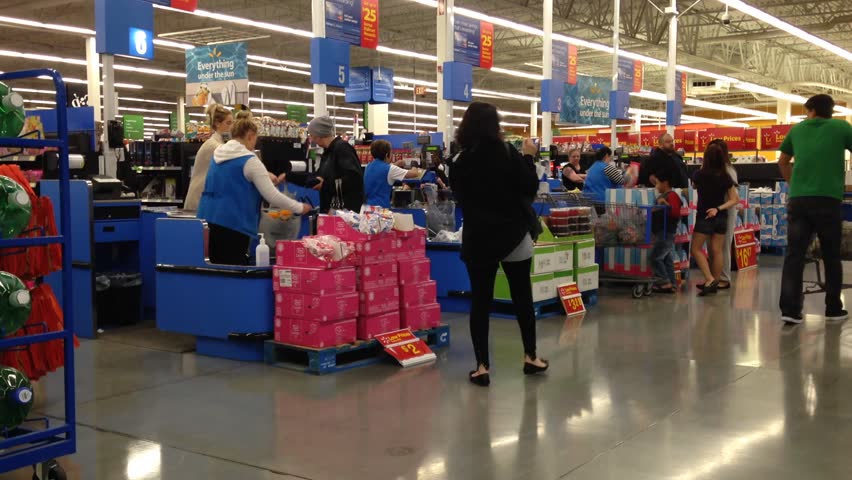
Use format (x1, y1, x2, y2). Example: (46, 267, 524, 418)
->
(436, 0, 455, 146)
(177, 96, 186, 135)
(777, 98, 792, 124)
(85, 37, 101, 123)
(664, 0, 678, 136)
(366, 103, 389, 135)
(311, 0, 328, 117)
(530, 102, 538, 138)
(610, 0, 620, 147)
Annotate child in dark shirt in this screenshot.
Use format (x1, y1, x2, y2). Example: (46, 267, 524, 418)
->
(651, 170, 682, 293)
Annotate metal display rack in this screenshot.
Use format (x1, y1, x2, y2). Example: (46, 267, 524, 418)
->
(0, 69, 76, 478)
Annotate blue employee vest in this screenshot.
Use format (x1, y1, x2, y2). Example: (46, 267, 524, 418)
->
(197, 154, 262, 237)
(364, 159, 393, 208)
(583, 161, 620, 203)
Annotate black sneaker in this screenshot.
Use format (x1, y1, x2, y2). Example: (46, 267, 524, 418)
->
(825, 310, 849, 323)
(781, 313, 803, 325)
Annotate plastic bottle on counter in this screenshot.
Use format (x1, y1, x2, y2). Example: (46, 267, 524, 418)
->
(0, 271, 31, 337)
(0, 365, 33, 429)
(0, 176, 32, 239)
(255, 233, 270, 267)
(0, 82, 25, 139)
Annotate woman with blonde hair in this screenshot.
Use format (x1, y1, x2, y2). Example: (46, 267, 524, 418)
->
(184, 104, 233, 211)
(198, 116, 312, 265)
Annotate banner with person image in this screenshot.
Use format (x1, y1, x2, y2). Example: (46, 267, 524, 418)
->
(185, 42, 249, 107)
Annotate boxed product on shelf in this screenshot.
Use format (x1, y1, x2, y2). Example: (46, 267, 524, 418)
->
(531, 245, 558, 274)
(275, 291, 360, 322)
(397, 257, 431, 285)
(575, 264, 599, 292)
(359, 285, 400, 316)
(276, 239, 355, 269)
(552, 243, 574, 271)
(272, 266, 357, 294)
(275, 317, 357, 348)
(553, 269, 575, 288)
(494, 272, 556, 303)
(357, 311, 401, 340)
(400, 280, 437, 308)
(605, 188, 657, 206)
(574, 239, 596, 269)
(602, 247, 653, 277)
(357, 261, 399, 290)
(400, 303, 441, 330)
(353, 236, 395, 265)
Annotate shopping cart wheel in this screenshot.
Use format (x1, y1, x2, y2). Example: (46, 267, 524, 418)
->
(32, 460, 66, 480)
(643, 284, 654, 296)
(631, 285, 644, 299)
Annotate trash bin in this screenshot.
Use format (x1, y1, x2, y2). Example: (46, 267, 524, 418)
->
(95, 272, 142, 327)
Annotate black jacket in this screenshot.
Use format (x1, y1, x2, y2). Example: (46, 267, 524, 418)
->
(451, 141, 539, 265)
(316, 137, 365, 213)
(639, 148, 688, 188)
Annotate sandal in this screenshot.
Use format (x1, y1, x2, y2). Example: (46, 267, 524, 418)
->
(652, 285, 676, 294)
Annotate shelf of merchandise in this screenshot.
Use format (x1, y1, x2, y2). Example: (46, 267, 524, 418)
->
(0, 69, 76, 474)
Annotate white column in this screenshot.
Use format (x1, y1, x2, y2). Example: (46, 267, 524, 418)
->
(102, 54, 116, 122)
(436, 0, 454, 145)
(631, 113, 642, 133)
(312, 0, 328, 117)
(530, 102, 538, 138)
(542, 0, 553, 149)
(664, 0, 678, 136)
(777, 98, 792, 124)
(366, 103, 389, 134)
(85, 37, 101, 122)
(610, 0, 620, 148)
(177, 96, 186, 133)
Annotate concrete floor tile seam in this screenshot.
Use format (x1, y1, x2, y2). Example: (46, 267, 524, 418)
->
(66, 417, 316, 480)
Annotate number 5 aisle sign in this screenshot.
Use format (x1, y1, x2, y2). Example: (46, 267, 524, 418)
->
(374, 329, 436, 368)
(325, 0, 379, 49)
(557, 282, 586, 317)
(734, 230, 758, 270)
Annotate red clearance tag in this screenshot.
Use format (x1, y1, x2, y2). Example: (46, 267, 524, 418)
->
(374, 329, 436, 367)
(734, 230, 757, 270)
(557, 282, 585, 316)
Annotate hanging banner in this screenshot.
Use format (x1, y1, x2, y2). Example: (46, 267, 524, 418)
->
(682, 130, 697, 152)
(185, 42, 249, 107)
(697, 129, 713, 152)
(567, 44, 578, 85)
(761, 124, 792, 150)
(325, 0, 380, 49)
(706, 127, 747, 151)
(169, 112, 177, 131)
(627, 132, 640, 146)
(560, 76, 611, 125)
(95, 0, 154, 60)
(454, 17, 493, 69)
(142, 0, 197, 10)
(345, 67, 372, 104)
(744, 127, 758, 150)
(287, 105, 308, 124)
(552, 41, 568, 83)
(371, 67, 394, 104)
(616, 57, 643, 93)
(679, 73, 688, 104)
(123, 114, 144, 140)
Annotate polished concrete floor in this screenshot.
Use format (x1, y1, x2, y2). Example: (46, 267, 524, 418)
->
(6, 258, 852, 479)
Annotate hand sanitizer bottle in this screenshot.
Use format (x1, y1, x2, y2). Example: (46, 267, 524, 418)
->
(255, 233, 270, 267)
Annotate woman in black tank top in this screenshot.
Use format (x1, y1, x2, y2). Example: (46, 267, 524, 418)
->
(561, 148, 586, 190)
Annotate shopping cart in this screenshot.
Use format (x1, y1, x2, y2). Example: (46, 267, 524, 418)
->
(803, 223, 852, 295)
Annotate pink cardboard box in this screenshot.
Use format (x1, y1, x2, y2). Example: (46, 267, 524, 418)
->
(275, 240, 355, 269)
(396, 228, 426, 258)
(275, 317, 356, 348)
(397, 258, 431, 285)
(400, 303, 441, 331)
(273, 266, 357, 294)
(275, 291, 359, 322)
(359, 285, 400, 316)
(400, 280, 437, 308)
(354, 236, 394, 265)
(317, 215, 370, 242)
(356, 311, 401, 340)
(357, 261, 398, 290)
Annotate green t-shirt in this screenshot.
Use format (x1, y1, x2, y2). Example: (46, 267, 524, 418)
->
(780, 118, 852, 200)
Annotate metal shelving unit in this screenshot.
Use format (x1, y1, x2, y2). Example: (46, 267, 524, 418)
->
(0, 69, 76, 478)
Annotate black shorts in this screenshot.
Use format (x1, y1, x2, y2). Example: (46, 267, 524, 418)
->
(693, 215, 728, 235)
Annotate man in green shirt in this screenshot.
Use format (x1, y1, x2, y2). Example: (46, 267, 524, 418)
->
(778, 94, 852, 325)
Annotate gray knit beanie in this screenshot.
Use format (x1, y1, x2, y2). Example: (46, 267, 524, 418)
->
(308, 116, 334, 138)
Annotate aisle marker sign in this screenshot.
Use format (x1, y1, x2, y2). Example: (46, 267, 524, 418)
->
(454, 17, 494, 69)
(552, 41, 568, 82)
(374, 329, 437, 367)
(734, 230, 757, 270)
(567, 44, 578, 85)
(325, 0, 379, 49)
(557, 283, 585, 316)
(616, 57, 643, 93)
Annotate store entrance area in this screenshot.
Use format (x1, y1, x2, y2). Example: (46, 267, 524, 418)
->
(11, 259, 852, 480)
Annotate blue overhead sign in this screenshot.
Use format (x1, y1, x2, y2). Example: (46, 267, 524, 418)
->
(95, 0, 155, 60)
(129, 28, 154, 60)
(551, 42, 568, 82)
(371, 67, 394, 104)
(345, 67, 372, 104)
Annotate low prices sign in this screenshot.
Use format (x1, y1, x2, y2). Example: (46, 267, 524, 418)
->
(744, 128, 758, 151)
(325, 0, 379, 49)
(374, 329, 436, 368)
(682, 130, 698, 152)
(761, 124, 792, 150)
(706, 127, 746, 151)
(454, 16, 493, 69)
(557, 282, 585, 316)
(734, 229, 757, 271)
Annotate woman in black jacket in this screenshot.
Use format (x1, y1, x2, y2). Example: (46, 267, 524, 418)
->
(309, 116, 365, 213)
(451, 102, 549, 387)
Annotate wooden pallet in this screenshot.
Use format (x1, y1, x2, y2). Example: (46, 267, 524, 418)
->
(263, 324, 450, 375)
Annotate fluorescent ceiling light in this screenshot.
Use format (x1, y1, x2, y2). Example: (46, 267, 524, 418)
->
(630, 90, 777, 119)
(152, 39, 194, 50)
(719, 0, 852, 64)
(119, 97, 177, 106)
(472, 88, 539, 102)
(249, 97, 313, 107)
(37, 75, 143, 89)
(0, 15, 94, 35)
(490, 67, 543, 81)
(153, 5, 313, 38)
(118, 106, 172, 114)
(389, 120, 438, 128)
(23, 99, 55, 105)
(247, 55, 311, 69)
(247, 61, 311, 77)
(733, 82, 807, 103)
(376, 46, 437, 62)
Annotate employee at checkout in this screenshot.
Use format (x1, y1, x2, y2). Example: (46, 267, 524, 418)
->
(364, 140, 423, 208)
(198, 116, 312, 266)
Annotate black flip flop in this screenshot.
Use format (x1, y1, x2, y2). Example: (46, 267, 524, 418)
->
(652, 286, 676, 294)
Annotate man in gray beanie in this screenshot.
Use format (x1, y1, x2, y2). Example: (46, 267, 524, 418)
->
(309, 115, 364, 213)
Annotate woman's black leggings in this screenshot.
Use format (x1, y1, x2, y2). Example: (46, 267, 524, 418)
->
(208, 223, 251, 266)
(465, 258, 537, 368)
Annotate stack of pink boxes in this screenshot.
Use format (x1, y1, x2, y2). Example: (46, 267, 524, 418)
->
(318, 215, 442, 341)
(272, 239, 359, 348)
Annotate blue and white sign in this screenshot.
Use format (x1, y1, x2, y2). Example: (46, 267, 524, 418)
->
(371, 67, 394, 104)
(552, 42, 568, 82)
(560, 76, 612, 125)
(345, 67, 372, 103)
(311, 38, 350, 87)
(453, 17, 481, 67)
(616, 57, 634, 92)
(443, 62, 473, 103)
(541, 79, 563, 113)
(129, 28, 153, 60)
(326, 0, 362, 46)
(185, 42, 248, 107)
(609, 90, 630, 120)
(95, 0, 154, 60)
